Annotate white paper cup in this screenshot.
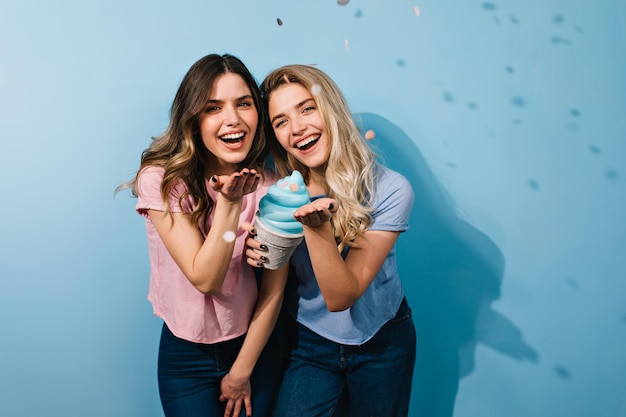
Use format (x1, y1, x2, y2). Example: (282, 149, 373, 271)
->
(253, 214, 303, 270)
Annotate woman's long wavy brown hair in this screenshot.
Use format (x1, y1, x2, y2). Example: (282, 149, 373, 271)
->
(121, 54, 269, 227)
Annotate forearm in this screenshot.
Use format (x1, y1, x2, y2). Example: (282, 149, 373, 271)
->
(304, 223, 361, 311)
(189, 195, 243, 293)
(153, 195, 244, 295)
(228, 266, 288, 379)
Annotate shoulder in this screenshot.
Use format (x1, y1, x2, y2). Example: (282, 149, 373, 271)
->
(137, 166, 165, 193)
(137, 165, 189, 199)
(138, 165, 165, 179)
(369, 165, 414, 230)
(374, 165, 413, 198)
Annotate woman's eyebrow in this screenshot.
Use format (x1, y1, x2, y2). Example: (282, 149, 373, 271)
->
(270, 98, 314, 123)
(206, 94, 254, 104)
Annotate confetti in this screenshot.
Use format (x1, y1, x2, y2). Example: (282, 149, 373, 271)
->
(554, 365, 571, 379)
(413, 6, 421, 16)
(344, 39, 349, 51)
(223, 231, 236, 243)
(442, 92, 454, 103)
(364, 130, 375, 140)
(277, 18, 283, 26)
(511, 96, 526, 107)
(311, 84, 322, 95)
(605, 169, 619, 181)
(588, 145, 600, 154)
(337, 0, 350, 5)
(551, 35, 572, 45)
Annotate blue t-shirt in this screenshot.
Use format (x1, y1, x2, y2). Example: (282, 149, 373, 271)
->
(285, 165, 414, 345)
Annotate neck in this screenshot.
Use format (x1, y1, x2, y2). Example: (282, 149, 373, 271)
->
(306, 169, 327, 196)
(205, 154, 240, 178)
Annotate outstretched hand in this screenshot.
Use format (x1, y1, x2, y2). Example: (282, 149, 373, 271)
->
(242, 198, 338, 268)
(294, 197, 338, 228)
(210, 168, 261, 202)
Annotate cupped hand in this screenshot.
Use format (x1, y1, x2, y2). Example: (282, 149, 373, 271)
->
(210, 169, 261, 202)
(219, 372, 252, 417)
(294, 197, 338, 228)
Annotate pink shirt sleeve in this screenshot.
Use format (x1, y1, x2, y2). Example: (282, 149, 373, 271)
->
(136, 166, 193, 217)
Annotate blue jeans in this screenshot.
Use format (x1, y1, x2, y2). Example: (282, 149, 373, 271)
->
(158, 322, 284, 417)
(274, 298, 416, 417)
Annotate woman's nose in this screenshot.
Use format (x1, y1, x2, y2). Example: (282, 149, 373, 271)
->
(291, 118, 305, 135)
(224, 105, 241, 126)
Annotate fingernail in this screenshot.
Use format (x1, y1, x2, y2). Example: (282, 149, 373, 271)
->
(211, 176, 218, 183)
(257, 262, 264, 267)
(243, 171, 249, 175)
(260, 244, 268, 251)
(250, 228, 256, 235)
(328, 203, 334, 210)
(260, 256, 268, 261)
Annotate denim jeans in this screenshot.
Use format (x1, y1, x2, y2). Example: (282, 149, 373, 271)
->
(157, 322, 284, 417)
(274, 298, 416, 417)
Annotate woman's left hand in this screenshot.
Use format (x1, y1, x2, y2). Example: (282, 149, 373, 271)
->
(242, 221, 268, 268)
(294, 197, 338, 228)
(219, 372, 252, 417)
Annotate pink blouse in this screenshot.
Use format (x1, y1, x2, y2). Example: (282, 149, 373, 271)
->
(136, 166, 271, 344)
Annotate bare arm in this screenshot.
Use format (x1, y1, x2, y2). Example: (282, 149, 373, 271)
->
(149, 169, 260, 294)
(243, 197, 398, 312)
(219, 264, 289, 417)
(293, 198, 400, 312)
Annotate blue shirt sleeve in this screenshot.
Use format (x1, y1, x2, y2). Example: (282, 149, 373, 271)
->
(369, 166, 414, 233)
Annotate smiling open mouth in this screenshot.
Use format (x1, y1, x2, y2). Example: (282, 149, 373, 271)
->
(295, 135, 319, 150)
(220, 132, 245, 143)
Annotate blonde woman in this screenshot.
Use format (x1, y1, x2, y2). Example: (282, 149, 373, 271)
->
(121, 54, 286, 417)
(248, 65, 416, 417)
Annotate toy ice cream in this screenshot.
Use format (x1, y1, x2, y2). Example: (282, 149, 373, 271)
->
(254, 170, 310, 269)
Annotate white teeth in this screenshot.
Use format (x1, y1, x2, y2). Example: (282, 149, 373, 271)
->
(220, 132, 245, 140)
(296, 135, 319, 149)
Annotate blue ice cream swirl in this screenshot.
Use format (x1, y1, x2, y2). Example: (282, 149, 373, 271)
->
(258, 170, 310, 234)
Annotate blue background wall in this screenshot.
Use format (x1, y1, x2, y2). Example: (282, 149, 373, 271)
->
(1, 0, 624, 416)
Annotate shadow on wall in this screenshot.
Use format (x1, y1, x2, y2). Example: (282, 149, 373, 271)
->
(355, 113, 538, 417)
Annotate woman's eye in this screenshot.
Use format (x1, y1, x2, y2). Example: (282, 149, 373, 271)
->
(238, 101, 253, 108)
(303, 106, 315, 113)
(274, 120, 286, 128)
(205, 105, 220, 113)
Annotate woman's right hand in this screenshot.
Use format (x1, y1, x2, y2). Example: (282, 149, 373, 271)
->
(210, 168, 261, 201)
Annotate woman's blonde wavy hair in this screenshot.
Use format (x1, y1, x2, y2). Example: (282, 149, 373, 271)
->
(261, 65, 378, 251)
(120, 54, 269, 227)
